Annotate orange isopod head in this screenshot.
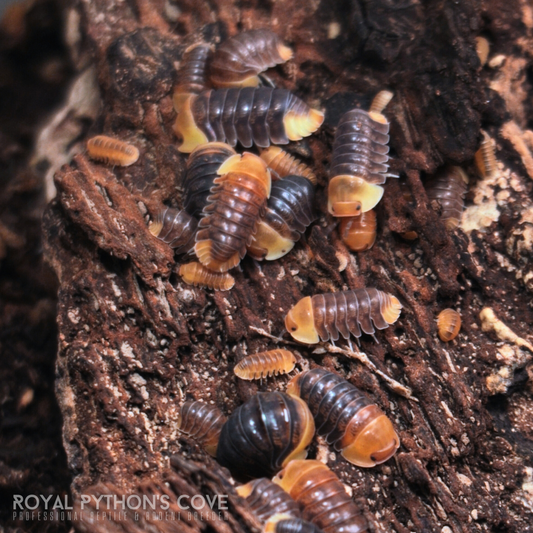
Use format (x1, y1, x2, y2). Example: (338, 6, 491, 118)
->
(328, 175, 384, 216)
(285, 297, 319, 344)
(339, 404, 400, 467)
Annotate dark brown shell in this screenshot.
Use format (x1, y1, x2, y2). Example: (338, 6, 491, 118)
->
(174, 88, 324, 153)
(274, 460, 369, 533)
(183, 142, 237, 218)
(234, 349, 296, 380)
(338, 210, 377, 252)
(216, 391, 315, 480)
(285, 288, 402, 345)
(177, 401, 226, 456)
(86, 135, 139, 166)
(149, 208, 198, 254)
(194, 153, 270, 272)
(175, 44, 211, 96)
(425, 165, 468, 230)
(287, 369, 399, 467)
(236, 478, 302, 522)
(265, 516, 324, 533)
(247, 175, 315, 261)
(208, 29, 293, 88)
(328, 108, 396, 216)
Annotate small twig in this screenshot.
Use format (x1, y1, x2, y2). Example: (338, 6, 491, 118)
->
(248, 325, 299, 345)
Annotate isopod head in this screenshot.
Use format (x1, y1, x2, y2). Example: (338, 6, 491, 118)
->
(284, 296, 319, 344)
(248, 222, 295, 260)
(328, 175, 384, 216)
(173, 93, 209, 154)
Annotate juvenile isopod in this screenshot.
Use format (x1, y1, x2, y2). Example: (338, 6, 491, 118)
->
(194, 152, 271, 272)
(264, 514, 324, 533)
(260, 146, 317, 184)
(475, 36, 490, 67)
(285, 288, 402, 345)
(273, 460, 370, 533)
(247, 175, 315, 261)
(338, 209, 377, 252)
(236, 478, 301, 522)
(177, 401, 227, 456)
(183, 142, 237, 218)
(287, 368, 400, 467)
(173, 87, 324, 153)
(149, 207, 198, 254)
(233, 349, 297, 380)
(216, 391, 315, 479)
(425, 165, 469, 230)
(328, 91, 396, 216)
(437, 308, 461, 342)
(208, 29, 293, 88)
(86, 135, 139, 166)
(475, 130, 498, 178)
(179, 262, 235, 291)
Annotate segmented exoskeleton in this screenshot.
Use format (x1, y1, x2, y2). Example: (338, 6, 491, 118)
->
(208, 29, 293, 88)
(216, 391, 315, 480)
(178, 262, 235, 291)
(475, 130, 498, 178)
(260, 146, 317, 184)
(233, 349, 296, 380)
(274, 460, 370, 533)
(265, 515, 324, 533)
(437, 309, 461, 342)
(149, 208, 198, 254)
(236, 478, 302, 522)
(425, 165, 469, 230)
(174, 88, 324, 153)
(177, 401, 227, 456)
(247, 175, 315, 261)
(338, 209, 377, 252)
(328, 91, 396, 216)
(175, 44, 211, 96)
(287, 368, 400, 467)
(86, 135, 139, 166)
(194, 153, 271, 272)
(183, 142, 237, 218)
(285, 288, 402, 345)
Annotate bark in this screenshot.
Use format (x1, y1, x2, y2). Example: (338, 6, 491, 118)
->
(3, 0, 533, 532)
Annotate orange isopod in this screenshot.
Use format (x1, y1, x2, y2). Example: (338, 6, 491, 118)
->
(338, 209, 377, 252)
(177, 400, 226, 456)
(437, 308, 461, 342)
(86, 135, 139, 166)
(260, 146, 317, 184)
(178, 262, 235, 291)
(234, 350, 297, 380)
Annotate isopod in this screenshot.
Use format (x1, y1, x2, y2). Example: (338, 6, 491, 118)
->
(338, 209, 377, 252)
(328, 92, 396, 216)
(194, 152, 271, 272)
(183, 142, 237, 218)
(475, 36, 490, 67)
(247, 175, 315, 261)
(265, 514, 324, 533)
(86, 135, 139, 166)
(208, 29, 293, 88)
(175, 44, 211, 97)
(236, 478, 301, 522)
(149, 207, 198, 254)
(285, 288, 402, 345)
(174, 87, 324, 153)
(437, 308, 461, 342)
(260, 146, 317, 184)
(287, 368, 400, 467)
(216, 391, 315, 479)
(179, 262, 235, 291)
(425, 165, 469, 230)
(177, 401, 227, 456)
(273, 460, 370, 533)
(475, 130, 498, 178)
(233, 349, 297, 380)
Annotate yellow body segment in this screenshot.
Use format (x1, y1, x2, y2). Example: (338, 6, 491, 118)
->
(173, 93, 209, 153)
(285, 297, 319, 344)
(328, 175, 384, 216)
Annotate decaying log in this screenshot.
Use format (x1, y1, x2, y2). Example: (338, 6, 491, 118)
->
(2, 0, 533, 532)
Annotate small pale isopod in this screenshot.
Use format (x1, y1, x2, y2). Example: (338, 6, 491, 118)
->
(338, 209, 377, 252)
(177, 401, 227, 456)
(475, 130, 498, 178)
(475, 36, 490, 66)
(208, 29, 293, 88)
(149, 208, 198, 254)
(233, 349, 297, 380)
(285, 288, 402, 345)
(287, 368, 399, 467)
(179, 262, 235, 291)
(437, 308, 461, 342)
(260, 146, 317, 184)
(86, 135, 139, 166)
